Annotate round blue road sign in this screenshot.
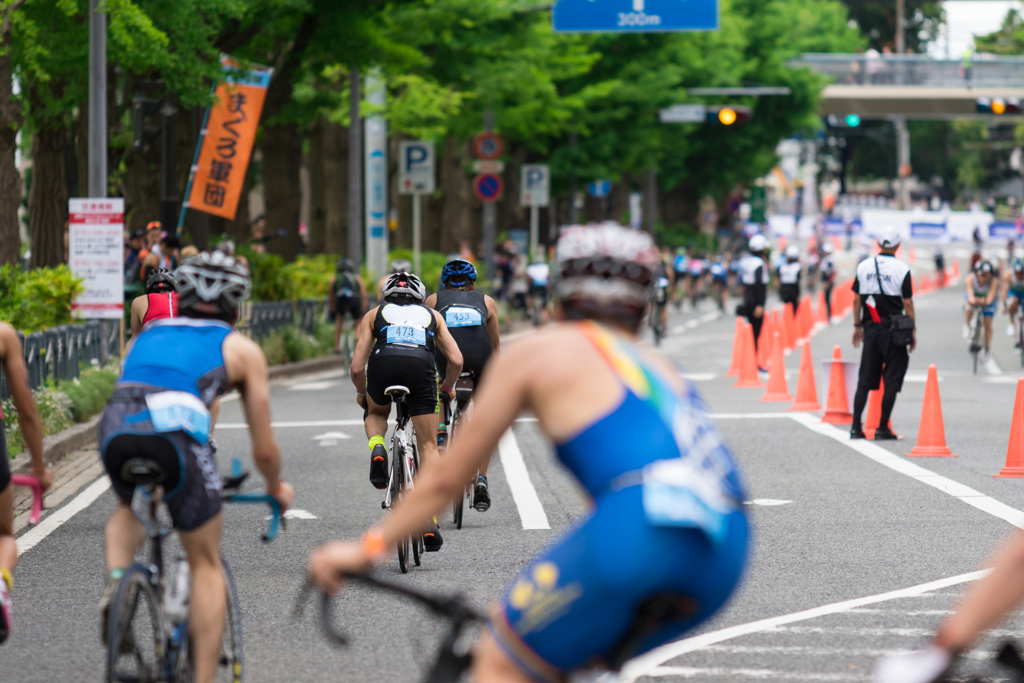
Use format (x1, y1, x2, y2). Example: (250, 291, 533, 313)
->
(474, 173, 504, 203)
(587, 180, 612, 198)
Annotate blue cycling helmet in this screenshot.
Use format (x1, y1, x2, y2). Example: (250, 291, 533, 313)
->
(441, 259, 477, 288)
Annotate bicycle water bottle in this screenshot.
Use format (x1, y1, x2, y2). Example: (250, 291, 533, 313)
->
(164, 557, 191, 623)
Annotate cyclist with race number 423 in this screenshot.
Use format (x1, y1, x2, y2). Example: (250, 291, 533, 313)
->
(310, 224, 749, 683)
(350, 272, 463, 550)
(96, 253, 294, 683)
(426, 259, 500, 511)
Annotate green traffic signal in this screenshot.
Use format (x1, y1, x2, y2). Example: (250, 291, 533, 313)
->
(845, 114, 860, 127)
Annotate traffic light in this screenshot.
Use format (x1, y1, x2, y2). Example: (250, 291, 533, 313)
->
(826, 114, 862, 128)
(977, 97, 1021, 115)
(706, 105, 752, 125)
(845, 114, 861, 127)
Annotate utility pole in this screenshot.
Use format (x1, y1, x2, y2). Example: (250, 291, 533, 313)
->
(88, 0, 106, 198)
(894, 116, 911, 210)
(569, 132, 579, 225)
(348, 66, 362, 266)
(895, 0, 905, 55)
(159, 94, 178, 234)
(646, 166, 658, 236)
(482, 109, 496, 284)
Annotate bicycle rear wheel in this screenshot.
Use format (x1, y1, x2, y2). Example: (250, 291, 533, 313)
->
(391, 440, 409, 574)
(107, 565, 165, 683)
(216, 558, 244, 683)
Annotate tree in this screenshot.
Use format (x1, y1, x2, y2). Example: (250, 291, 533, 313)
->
(0, 0, 27, 265)
(975, 9, 1024, 55)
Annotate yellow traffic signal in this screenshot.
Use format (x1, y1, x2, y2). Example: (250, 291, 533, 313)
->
(719, 108, 737, 125)
(993, 98, 1007, 115)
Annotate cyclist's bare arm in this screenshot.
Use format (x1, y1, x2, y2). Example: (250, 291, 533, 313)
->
(0, 324, 51, 489)
(432, 311, 464, 391)
(485, 295, 501, 353)
(222, 333, 293, 510)
(130, 296, 149, 337)
(328, 278, 337, 314)
(935, 529, 1024, 655)
(349, 308, 378, 394)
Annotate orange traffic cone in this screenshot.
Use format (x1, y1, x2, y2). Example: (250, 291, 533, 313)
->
(790, 341, 821, 411)
(815, 289, 829, 325)
(734, 322, 763, 388)
(756, 312, 773, 370)
(798, 296, 814, 339)
(995, 377, 1024, 477)
(908, 364, 954, 457)
(863, 379, 894, 439)
(909, 245, 916, 264)
(726, 317, 744, 377)
(783, 302, 797, 351)
(822, 346, 852, 424)
(761, 332, 792, 402)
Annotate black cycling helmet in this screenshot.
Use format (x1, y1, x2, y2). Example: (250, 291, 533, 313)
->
(337, 258, 356, 274)
(145, 268, 177, 295)
(175, 251, 251, 323)
(440, 259, 477, 289)
(978, 260, 995, 275)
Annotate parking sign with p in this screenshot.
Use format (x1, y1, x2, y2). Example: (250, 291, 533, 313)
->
(520, 164, 550, 207)
(398, 140, 436, 195)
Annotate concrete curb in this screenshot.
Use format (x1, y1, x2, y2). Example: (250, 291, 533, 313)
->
(267, 354, 344, 380)
(10, 414, 102, 475)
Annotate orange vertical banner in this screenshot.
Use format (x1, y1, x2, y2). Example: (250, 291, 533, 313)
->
(185, 55, 272, 221)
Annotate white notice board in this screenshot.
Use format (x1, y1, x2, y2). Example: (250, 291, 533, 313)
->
(69, 198, 125, 319)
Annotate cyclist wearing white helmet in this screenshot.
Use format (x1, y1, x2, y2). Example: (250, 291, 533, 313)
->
(738, 234, 770, 348)
(310, 224, 749, 683)
(376, 258, 413, 301)
(97, 252, 294, 683)
(777, 244, 802, 309)
(349, 271, 463, 551)
(1005, 258, 1024, 342)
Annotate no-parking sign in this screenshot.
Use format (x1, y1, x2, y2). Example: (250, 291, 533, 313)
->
(474, 173, 504, 203)
(473, 132, 505, 161)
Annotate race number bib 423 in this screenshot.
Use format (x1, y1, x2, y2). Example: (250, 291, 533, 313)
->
(445, 307, 483, 328)
(387, 324, 427, 347)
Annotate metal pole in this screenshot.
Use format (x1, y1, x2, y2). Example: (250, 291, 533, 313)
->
(88, 0, 106, 198)
(160, 94, 178, 234)
(646, 166, 658, 236)
(530, 205, 539, 262)
(895, 115, 910, 210)
(482, 109, 496, 285)
(569, 132, 579, 225)
(895, 0, 905, 55)
(413, 193, 422, 275)
(347, 66, 362, 265)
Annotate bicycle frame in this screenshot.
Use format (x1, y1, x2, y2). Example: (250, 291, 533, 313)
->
(383, 399, 417, 511)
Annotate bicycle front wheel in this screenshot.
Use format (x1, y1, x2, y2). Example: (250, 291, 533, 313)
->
(107, 565, 165, 683)
(217, 558, 244, 683)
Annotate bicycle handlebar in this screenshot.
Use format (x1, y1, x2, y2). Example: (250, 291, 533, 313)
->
(10, 475, 44, 525)
(222, 491, 285, 542)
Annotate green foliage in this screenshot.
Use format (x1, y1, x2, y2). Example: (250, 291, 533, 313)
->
(976, 9, 1024, 55)
(280, 254, 337, 300)
(258, 323, 334, 366)
(238, 247, 288, 302)
(388, 249, 449, 292)
(62, 362, 120, 422)
(3, 386, 73, 458)
(0, 265, 84, 333)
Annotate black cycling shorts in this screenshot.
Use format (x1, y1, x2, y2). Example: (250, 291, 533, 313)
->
(857, 324, 910, 394)
(0, 417, 9, 493)
(436, 341, 492, 386)
(366, 349, 438, 417)
(98, 389, 222, 532)
(331, 295, 363, 322)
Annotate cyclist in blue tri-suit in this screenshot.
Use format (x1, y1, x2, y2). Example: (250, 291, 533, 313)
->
(97, 253, 294, 683)
(309, 224, 749, 683)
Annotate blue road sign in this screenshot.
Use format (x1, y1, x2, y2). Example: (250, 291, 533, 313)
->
(587, 180, 612, 198)
(553, 0, 719, 33)
(474, 174, 504, 203)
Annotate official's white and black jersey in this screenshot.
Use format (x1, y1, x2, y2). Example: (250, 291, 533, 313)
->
(778, 262, 801, 285)
(820, 255, 836, 283)
(852, 255, 913, 325)
(738, 255, 769, 286)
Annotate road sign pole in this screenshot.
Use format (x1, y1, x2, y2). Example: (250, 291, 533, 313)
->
(413, 193, 422, 276)
(530, 206, 539, 262)
(88, 0, 106, 198)
(482, 109, 496, 285)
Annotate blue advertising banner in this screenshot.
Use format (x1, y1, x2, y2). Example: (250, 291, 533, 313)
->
(910, 222, 947, 239)
(990, 222, 1018, 239)
(824, 218, 862, 235)
(553, 0, 719, 33)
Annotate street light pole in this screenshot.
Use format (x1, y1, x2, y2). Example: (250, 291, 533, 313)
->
(348, 66, 362, 266)
(482, 109, 496, 284)
(88, 0, 106, 198)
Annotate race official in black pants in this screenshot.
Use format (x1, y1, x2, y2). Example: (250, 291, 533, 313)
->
(738, 234, 770, 349)
(850, 226, 916, 441)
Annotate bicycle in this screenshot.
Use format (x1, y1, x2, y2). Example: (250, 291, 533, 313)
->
(105, 457, 283, 683)
(380, 385, 424, 573)
(968, 304, 985, 374)
(649, 278, 669, 347)
(442, 373, 478, 529)
(339, 324, 355, 368)
(297, 572, 703, 683)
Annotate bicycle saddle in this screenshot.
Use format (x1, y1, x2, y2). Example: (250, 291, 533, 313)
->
(120, 457, 169, 487)
(385, 385, 410, 399)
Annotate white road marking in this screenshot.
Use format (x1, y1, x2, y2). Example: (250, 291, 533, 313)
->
(788, 412, 1024, 529)
(312, 431, 350, 446)
(681, 372, 716, 381)
(686, 319, 700, 329)
(498, 430, 550, 530)
(644, 666, 868, 680)
(289, 381, 339, 391)
(745, 499, 793, 506)
(984, 374, 1024, 384)
(710, 413, 794, 419)
(700, 311, 722, 323)
(903, 372, 941, 383)
(671, 325, 687, 334)
(17, 476, 111, 556)
(279, 509, 318, 520)
(218, 416, 541, 429)
(985, 354, 1003, 375)
(620, 570, 988, 681)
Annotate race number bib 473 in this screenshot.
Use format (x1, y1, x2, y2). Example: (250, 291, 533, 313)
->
(387, 324, 427, 347)
(445, 307, 483, 328)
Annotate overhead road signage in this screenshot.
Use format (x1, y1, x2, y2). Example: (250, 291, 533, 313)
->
(553, 0, 719, 33)
(660, 104, 706, 123)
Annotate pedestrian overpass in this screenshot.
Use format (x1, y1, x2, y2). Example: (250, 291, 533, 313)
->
(790, 54, 1024, 119)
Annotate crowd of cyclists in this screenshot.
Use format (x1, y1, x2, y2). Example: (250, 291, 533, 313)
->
(5, 218, 1024, 683)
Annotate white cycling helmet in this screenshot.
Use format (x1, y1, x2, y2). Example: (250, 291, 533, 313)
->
(785, 245, 800, 260)
(176, 251, 251, 322)
(748, 234, 768, 253)
(822, 242, 834, 254)
(877, 226, 901, 249)
(382, 272, 426, 304)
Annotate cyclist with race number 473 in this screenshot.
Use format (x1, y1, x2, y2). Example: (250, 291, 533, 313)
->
(310, 224, 749, 683)
(96, 253, 294, 683)
(426, 259, 500, 511)
(350, 272, 463, 550)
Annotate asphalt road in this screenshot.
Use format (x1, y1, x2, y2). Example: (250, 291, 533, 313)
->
(8, 244, 1024, 682)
